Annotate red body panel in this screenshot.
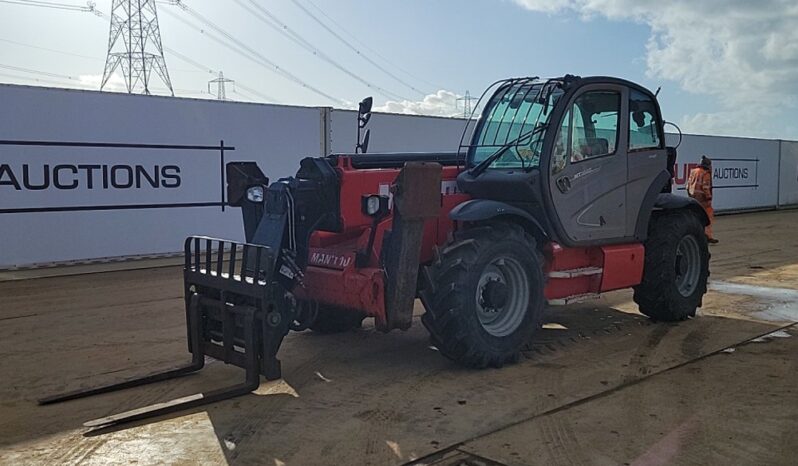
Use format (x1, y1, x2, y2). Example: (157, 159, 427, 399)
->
(301, 156, 645, 326)
(542, 243, 645, 300)
(600, 244, 645, 291)
(544, 243, 603, 300)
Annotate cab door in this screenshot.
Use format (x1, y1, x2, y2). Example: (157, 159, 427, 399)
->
(548, 85, 629, 244)
(625, 89, 668, 237)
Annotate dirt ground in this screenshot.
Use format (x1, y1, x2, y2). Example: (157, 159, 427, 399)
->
(0, 210, 796, 465)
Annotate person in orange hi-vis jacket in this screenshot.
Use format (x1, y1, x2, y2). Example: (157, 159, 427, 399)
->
(687, 155, 718, 244)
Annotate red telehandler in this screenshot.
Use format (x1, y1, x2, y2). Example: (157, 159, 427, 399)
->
(41, 75, 710, 428)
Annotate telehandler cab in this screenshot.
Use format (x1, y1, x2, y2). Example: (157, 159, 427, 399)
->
(42, 75, 710, 428)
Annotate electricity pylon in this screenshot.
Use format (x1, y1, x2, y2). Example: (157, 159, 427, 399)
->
(101, 0, 173, 95)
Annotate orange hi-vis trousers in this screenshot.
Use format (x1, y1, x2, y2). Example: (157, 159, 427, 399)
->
(687, 167, 715, 240)
(700, 201, 714, 240)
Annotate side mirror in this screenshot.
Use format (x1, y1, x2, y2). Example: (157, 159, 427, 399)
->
(356, 129, 371, 154)
(358, 96, 373, 117)
(358, 97, 373, 128)
(356, 96, 373, 153)
(359, 112, 372, 128)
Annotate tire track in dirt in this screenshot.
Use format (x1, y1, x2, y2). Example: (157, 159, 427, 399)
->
(411, 323, 796, 466)
(222, 317, 457, 465)
(622, 324, 671, 383)
(539, 415, 590, 466)
(215, 331, 371, 463)
(407, 309, 661, 466)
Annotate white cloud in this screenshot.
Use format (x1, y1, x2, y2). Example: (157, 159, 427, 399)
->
(79, 72, 126, 91)
(512, 0, 798, 138)
(374, 90, 461, 117)
(512, 0, 576, 13)
(679, 111, 756, 138)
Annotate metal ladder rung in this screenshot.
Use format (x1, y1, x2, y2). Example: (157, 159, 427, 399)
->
(548, 293, 601, 306)
(549, 267, 603, 279)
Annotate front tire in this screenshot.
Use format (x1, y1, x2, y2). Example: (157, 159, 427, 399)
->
(420, 223, 545, 368)
(634, 210, 710, 321)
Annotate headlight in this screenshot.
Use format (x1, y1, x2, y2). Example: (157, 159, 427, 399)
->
(246, 186, 264, 203)
(362, 194, 389, 218)
(366, 195, 381, 215)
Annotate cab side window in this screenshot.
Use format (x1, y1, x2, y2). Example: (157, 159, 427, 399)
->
(552, 109, 570, 174)
(628, 90, 661, 151)
(570, 91, 620, 162)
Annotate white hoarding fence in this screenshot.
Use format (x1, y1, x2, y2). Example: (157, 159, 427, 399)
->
(0, 85, 468, 268)
(0, 84, 323, 268)
(329, 109, 466, 154)
(778, 140, 798, 207)
(711, 158, 759, 189)
(666, 133, 780, 212)
(0, 140, 229, 213)
(2, 83, 797, 269)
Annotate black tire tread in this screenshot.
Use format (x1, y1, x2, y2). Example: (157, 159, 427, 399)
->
(420, 222, 545, 368)
(633, 210, 710, 321)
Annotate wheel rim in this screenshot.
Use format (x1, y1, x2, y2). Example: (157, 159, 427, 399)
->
(475, 256, 530, 337)
(675, 234, 701, 297)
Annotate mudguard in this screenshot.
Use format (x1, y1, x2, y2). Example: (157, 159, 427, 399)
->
(450, 199, 548, 239)
(653, 193, 710, 226)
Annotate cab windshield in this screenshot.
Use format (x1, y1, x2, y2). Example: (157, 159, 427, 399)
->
(467, 79, 563, 170)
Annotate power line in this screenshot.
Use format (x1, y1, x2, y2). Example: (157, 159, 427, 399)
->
(288, 0, 424, 97)
(167, 5, 336, 103)
(0, 37, 202, 73)
(93, 8, 279, 102)
(0, 0, 336, 105)
(0, 0, 93, 12)
(0, 37, 101, 61)
(163, 46, 213, 74)
(234, 82, 279, 103)
(96, 8, 279, 103)
(230, 87, 256, 102)
(234, 0, 409, 102)
(0, 66, 222, 97)
(0, 71, 93, 89)
(0, 63, 78, 80)
(303, 0, 448, 92)
(0, 17, 266, 101)
(0, 37, 208, 75)
(159, 2, 345, 105)
(171, 88, 206, 95)
(161, 46, 280, 103)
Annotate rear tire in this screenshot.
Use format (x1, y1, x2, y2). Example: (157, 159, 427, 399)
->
(420, 223, 545, 368)
(634, 210, 710, 321)
(309, 306, 366, 334)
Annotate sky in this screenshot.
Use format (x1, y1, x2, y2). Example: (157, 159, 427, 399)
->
(0, 0, 796, 140)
